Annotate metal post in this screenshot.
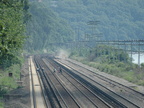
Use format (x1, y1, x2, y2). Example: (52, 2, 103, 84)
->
(124, 42, 126, 63)
(138, 41, 140, 68)
(131, 41, 133, 63)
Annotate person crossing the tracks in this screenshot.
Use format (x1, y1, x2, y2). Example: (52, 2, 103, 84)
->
(59, 67, 62, 74)
(41, 67, 44, 72)
(53, 68, 57, 73)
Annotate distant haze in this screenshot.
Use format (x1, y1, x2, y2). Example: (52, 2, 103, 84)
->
(56, 49, 70, 59)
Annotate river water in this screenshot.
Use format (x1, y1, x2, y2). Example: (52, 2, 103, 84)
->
(130, 53, 144, 64)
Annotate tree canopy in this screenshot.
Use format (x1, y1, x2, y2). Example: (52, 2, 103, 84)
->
(25, 0, 144, 52)
(48, 0, 144, 41)
(25, 1, 74, 52)
(0, 0, 29, 68)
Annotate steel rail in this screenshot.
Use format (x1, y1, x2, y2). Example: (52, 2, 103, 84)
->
(55, 58, 142, 108)
(33, 57, 52, 108)
(34, 56, 80, 108)
(47, 59, 110, 108)
(66, 59, 144, 98)
(34, 56, 62, 108)
(42, 59, 81, 108)
(47, 57, 128, 108)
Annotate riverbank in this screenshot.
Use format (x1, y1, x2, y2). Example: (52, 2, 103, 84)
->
(70, 55, 144, 86)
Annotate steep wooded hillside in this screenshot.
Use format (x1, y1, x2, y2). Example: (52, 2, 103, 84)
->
(25, 1, 74, 52)
(25, 0, 144, 52)
(47, 0, 144, 40)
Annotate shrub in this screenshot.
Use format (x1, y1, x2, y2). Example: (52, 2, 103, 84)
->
(6, 64, 21, 80)
(137, 80, 144, 86)
(70, 46, 144, 86)
(141, 63, 144, 68)
(0, 77, 17, 96)
(0, 102, 4, 108)
(117, 62, 125, 67)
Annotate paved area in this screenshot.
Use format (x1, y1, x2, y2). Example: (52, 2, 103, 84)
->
(30, 57, 46, 108)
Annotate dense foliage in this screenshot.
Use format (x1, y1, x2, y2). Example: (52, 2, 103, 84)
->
(88, 45, 130, 63)
(25, 1, 74, 52)
(0, 0, 29, 68)
(48, 0, 144, 41)
(0, 0, 29, 98)
(25, 0, 144, 52)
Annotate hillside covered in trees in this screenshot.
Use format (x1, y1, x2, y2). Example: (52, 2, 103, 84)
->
(47, 0, 144, 41)
(25, 0, 144, 52)
(25, 1, 74, 52)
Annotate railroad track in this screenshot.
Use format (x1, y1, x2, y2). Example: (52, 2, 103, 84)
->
(33, 55, 144, 108)
(46, 58, 134, 108)
(65, 59, 144, 99)
(45, 58, 112, 108)
(34, 55, 80, 108)
(29, 57, 48, 108)
(42, 56, 128, 107)
(53, 57, 144, 108)
(34, 56, 115, 107)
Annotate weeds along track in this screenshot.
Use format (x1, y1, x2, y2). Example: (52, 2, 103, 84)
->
(34, 55, 80, 108)
(54, 58, 144, 108)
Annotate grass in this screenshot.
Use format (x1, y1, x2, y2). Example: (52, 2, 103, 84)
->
(0, 96, 3, 108)
(0, 102, 3, 108)
(0, 63, 20, 107)
(6, 64, 21, 80)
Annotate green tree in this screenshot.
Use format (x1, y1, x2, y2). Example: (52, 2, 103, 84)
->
(0, 0, 28, 68)
(25, 1, 74, 52)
